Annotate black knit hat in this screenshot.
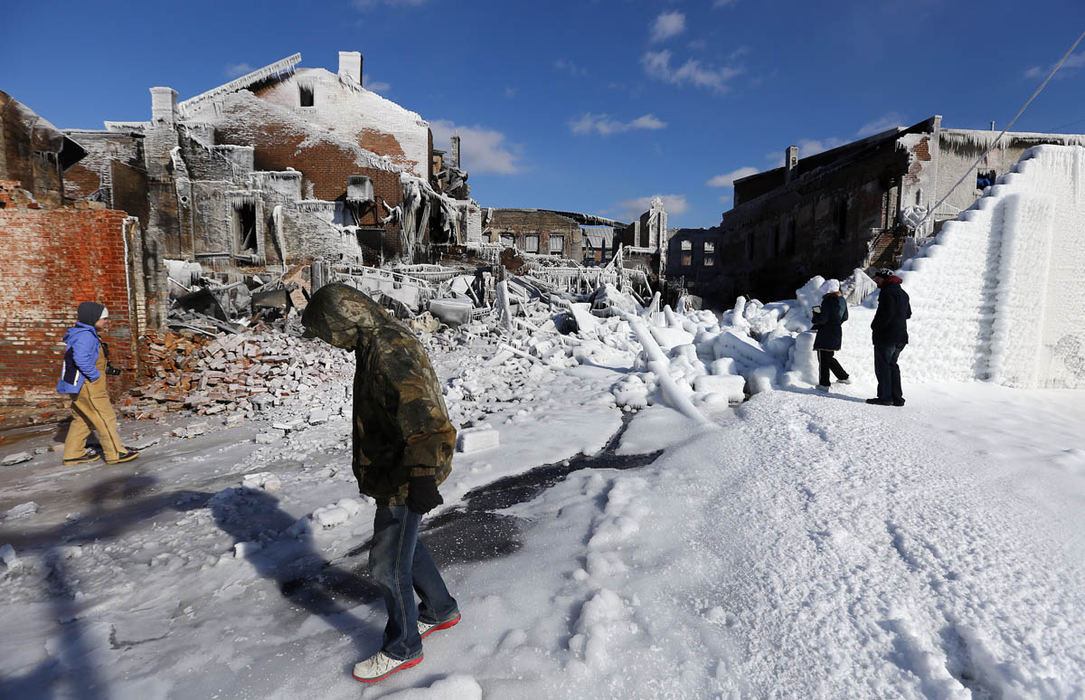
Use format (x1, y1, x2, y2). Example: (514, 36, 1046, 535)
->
(77, 302, 107, 324)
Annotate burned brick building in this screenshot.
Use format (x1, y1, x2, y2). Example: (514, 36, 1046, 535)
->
(0, 92, 143, 419)
(64, 51, 481, 283)
(669, 116, 1085, 305)
(616, 196, 669, 284)
(483, 208, 584, 260)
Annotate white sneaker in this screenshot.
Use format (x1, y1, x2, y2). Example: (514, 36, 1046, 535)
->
(418, 613, 461, 639)
(352, 651, 423, 683)
(837, 377, 852, 384)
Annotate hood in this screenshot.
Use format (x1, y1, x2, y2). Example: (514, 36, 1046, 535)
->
(301, 283, 399, 349)
(63, 322, 99, 344)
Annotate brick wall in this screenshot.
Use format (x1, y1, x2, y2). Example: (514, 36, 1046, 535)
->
(484, 209, 584, 259)
(0, 181, 138, 421)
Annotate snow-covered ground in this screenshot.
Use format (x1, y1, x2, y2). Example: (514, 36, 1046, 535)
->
(2, 320, 1083, 698)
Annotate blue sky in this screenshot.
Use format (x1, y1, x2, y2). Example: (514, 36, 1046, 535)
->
(3, 0, 1083, 228)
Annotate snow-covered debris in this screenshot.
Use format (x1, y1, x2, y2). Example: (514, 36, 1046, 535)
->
(3, 502, 39, 520)
(241, 472, 281, 491)
(1, 452, 32, 466)
(0, 544, 18, 569)
(127, 326, 353, 421)
(312, 499, 363, 528)
(456, 425, 500, 454)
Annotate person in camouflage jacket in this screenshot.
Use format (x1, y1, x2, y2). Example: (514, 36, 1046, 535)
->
(302, 283, 460, 683)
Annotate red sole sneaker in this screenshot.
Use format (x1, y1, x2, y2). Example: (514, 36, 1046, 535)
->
(352, 654, 423, 683)
(421, 614, 461, 639)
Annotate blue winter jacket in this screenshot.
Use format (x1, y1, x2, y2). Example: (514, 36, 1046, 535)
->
(56, 322, 101, 394)
(811, 294, 848, 351)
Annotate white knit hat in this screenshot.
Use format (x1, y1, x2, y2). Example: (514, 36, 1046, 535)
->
(819, 279, 840, 294)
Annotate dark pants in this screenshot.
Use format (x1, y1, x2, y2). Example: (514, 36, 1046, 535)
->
(816, 349, 848, 387)
(369, 505, 459, 660)
(873, 342, 906, 403)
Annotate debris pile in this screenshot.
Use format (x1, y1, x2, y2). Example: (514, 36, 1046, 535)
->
(123, 327, 351, 422)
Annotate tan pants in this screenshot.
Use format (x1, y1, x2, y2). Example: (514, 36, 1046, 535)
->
(63, 377, 124, 462)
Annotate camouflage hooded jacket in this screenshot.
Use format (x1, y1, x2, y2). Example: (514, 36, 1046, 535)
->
(302, 283, 456, 505)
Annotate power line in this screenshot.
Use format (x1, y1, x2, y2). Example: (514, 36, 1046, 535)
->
(917, 29, 1085, 234)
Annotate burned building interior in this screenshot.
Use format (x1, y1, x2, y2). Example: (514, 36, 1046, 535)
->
(0, 52, 672, 424)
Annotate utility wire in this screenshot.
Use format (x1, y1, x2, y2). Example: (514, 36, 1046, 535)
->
(917, 29, 1085, 233)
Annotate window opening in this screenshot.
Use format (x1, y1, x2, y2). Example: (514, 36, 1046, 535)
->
(704, 241, 715, 253)
(525, 234, 540, 253)
(680, 239, 692, 251)
(500, 233, 515, 248)
(976, 170, 996, 190)
(681, 252, 692, 266)
(703, 254, 715, 267)
(549, 234, 565, 255)
(234, 202, 258, 254)
(299, 85, 314, 107)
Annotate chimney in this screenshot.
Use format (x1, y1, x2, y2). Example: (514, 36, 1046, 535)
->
(450, 135, 461, 169)
(150, 87, 177, 126)
(785, 145, 799, 183)
(339, 51, 363, 84)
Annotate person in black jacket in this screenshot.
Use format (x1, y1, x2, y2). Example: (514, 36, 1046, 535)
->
(811, 278, 850, 391)
(867, 269, 911, 406)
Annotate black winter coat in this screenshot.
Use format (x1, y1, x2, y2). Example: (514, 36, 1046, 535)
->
(812, 294, 848, 351)
(871, 278, 911, 346)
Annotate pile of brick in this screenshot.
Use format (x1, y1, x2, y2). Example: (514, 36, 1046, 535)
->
(121, 328, 351, 421)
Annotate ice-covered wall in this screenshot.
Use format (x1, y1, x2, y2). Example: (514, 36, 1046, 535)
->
(933, 129, 1085, 228)
(252, 69, 429, 179)
(832, 145, 1085, 389)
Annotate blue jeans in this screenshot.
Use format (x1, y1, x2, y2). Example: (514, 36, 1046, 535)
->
(873, 342, 906, 403)
(369, 505, 458, 660)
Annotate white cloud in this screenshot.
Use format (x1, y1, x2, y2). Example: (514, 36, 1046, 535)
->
(362, 74, 390, 93)
(1024, 51, 1085, 80)
(642, 49, 742, 93)
(617, 194, 689, 220)
(706, 166, 758, 188)
(856, 113, 903, 137)
(225, 63, 254, 77)
(650, 11, 686, 43)
(569, 112, 667, 136)
(554, 58, 588, 77)
(504, 87, 516, 98)
(430, 120, 524, 175)
(713, 0, 738, 6)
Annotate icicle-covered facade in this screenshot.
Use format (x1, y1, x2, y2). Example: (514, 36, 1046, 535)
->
(61, 50, 482, 277)
(669, 115, 1085, 307)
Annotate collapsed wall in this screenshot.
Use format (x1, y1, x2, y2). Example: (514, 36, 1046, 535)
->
(833, 145, 1085, 389)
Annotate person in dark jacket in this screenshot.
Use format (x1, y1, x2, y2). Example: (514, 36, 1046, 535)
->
(811, 278, 851, 391)
(57, 302, 139, 465)
(867, 269, 912, 406)
(301, 283, 460, 684)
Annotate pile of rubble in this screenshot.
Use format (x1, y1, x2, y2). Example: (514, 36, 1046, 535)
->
(123, 325, 351, 422)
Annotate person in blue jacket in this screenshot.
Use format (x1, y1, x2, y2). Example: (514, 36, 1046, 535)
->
(57, 302, 139, 465)
(867, 269, 912, 406)
(811, 278, 851, 391)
